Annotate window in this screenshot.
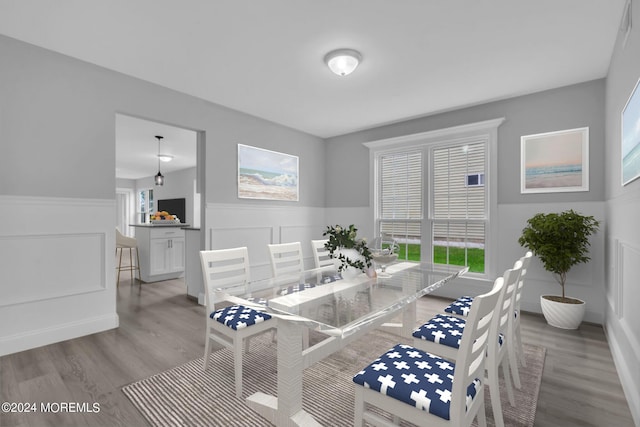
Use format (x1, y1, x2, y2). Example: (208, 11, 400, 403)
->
(432, 142, 486, 273)
(138, 189, 154, 223)
(379, 151, 422, 261)
(465, 173, 485, 187)
(365, 118, 503, 277)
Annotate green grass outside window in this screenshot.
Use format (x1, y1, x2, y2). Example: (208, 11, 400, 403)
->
(396, 243, 485, 273)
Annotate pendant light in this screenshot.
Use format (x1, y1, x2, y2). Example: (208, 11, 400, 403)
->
(154, 135, 165, 186)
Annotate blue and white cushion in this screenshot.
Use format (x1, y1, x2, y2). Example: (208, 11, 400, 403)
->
(412, 314, 466, 350)
(352, 344, 481, 420)
(443, 296, 473, 317)
(279, 283, 316, 295)
(321, 273, 342, 284)
(210, 305, 272, 330)
(245, 297, 268, 306)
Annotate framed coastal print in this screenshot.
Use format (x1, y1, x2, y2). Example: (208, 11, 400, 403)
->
(520, 127, 589, 194)
(622, 77, 640, 186)
(237, 144, 299, 201)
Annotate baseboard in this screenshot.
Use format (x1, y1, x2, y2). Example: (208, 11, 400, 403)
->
(605, 321, 640, 426)
(0, 313, 119, 357)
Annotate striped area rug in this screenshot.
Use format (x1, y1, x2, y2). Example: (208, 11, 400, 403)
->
(122, 330, 545, 426)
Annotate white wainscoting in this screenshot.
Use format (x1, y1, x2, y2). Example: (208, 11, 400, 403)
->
(206, 203, 329, 280)
(0, 196, 118, 356)
(0, 233, 105, 306)
(605, 194, 640, 425)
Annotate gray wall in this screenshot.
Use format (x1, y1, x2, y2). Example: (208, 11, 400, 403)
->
(0, 34, 325, 355)
(604, 3, 640, 423)
(325, 79, 605, 207)
(324, 80, 607, 326)
(0, 34, 325, 206)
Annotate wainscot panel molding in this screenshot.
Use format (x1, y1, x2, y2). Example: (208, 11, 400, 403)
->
(0, 195, 118, 356)
(606, 302, 640, 427)
(279, 224, 318, 269)
(0, 233, 105, 306)
(605, 193, 640, 425)
(206, 203, 328, 281)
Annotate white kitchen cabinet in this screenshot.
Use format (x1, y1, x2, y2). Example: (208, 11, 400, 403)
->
(134, 225, 186, 283)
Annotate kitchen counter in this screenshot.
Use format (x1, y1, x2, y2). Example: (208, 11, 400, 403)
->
(132, 223, 190, 228)
(133, 225, 187, 282)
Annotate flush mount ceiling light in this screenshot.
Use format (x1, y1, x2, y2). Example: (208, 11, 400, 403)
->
(324, 48, 362, 76)
(158, 154, 173, 162)
(154, 135, 165, 186)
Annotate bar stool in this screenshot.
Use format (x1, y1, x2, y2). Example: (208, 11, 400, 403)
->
(116, 227, 141, 287)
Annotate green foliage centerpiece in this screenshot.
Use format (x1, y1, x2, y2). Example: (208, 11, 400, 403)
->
(323, 224, 373, 273)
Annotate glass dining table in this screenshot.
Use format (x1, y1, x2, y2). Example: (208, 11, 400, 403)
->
(215, 261, 468, 427)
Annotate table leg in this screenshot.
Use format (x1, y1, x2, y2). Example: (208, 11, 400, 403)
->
(246, 319, 322, 427)
(402, 300, 417, 338)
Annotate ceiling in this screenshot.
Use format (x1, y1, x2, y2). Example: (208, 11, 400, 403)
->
(0, 1, 628, 178)
(115, 114, 197, 180)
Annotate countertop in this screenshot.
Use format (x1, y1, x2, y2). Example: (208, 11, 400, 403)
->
(131, 223, 190, 228)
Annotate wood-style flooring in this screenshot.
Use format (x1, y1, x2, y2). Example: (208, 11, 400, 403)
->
(0, 277, 635, 427)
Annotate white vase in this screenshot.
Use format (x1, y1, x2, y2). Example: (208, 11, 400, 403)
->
(540, 295, 586, 329)
(335, 248, 365, 279)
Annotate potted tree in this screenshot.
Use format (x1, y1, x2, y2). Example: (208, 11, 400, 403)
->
(518, 209, 600, 329)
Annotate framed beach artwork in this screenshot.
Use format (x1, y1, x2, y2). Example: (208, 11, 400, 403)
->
(520, 127, 589, 194)
(622, 77, 640, 186)
(237, 144, 299, 201)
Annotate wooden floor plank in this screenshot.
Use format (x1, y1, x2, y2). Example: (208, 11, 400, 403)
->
(0, 276, 635, 426)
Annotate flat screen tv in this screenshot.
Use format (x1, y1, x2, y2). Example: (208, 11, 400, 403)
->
(157, 198, 186, 223)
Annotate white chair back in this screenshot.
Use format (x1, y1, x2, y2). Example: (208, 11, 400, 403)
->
(268, 242, 305, 277)
(448, 275, 505, 423)
(495, 260, 522, 344)
(310, 239, 336, 269)
(514, 251, 533, 313)
(116, 227, 137, 248)
(200, 247, 251, 310)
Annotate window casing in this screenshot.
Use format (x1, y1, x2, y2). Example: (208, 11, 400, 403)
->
(137, 188, 154, 224)
(365, 118, 503, 278)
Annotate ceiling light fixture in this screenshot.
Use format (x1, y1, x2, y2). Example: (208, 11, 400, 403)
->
(154, 135, 165, 186)
(324, 48, 362, 76)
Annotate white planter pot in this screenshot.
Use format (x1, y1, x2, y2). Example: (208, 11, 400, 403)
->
(540, 295, 586, 329)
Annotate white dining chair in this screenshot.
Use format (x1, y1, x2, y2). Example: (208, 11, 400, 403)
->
(269, 241, 324, 348)
(310, 239, 337, 269)
(513, 251, 533, 368)
(268, 242, 305, 277)
(352, 273, 503, 427)
(443, 254, 528, 388)
(200, 247, 275, 398)
(412, 262, 522, 427)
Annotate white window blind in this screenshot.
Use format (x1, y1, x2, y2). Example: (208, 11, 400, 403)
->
(366, 117, 503, 277)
